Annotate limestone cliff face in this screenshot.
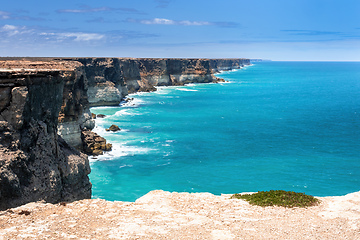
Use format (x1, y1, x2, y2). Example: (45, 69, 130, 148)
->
(0, 61, 91, 210)
(137, 58, 214, 87)
(72, 58, 250, 107)
(57, 62, 94, 149)
(210, 58, 251, 72)
(75, 58, 130, 107)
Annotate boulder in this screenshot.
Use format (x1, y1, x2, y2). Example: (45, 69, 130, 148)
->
(81, 130, 112, 155)
(106, 124, 121, 132)
(213, 77, 226, 83)
(105, 143, 112, 151)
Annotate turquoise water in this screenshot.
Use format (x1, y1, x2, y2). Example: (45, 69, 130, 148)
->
(90, 62, 360, 201)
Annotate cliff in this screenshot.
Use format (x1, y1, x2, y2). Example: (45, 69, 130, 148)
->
(58, 57, 249, 150)
(74, 58, 250, 107)
(0, 57, 249, 209)
(0, 60, 91, 210)
(210, 58, 250, 72)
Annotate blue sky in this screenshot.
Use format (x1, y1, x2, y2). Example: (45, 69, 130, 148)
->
(1, 0, 359, 60)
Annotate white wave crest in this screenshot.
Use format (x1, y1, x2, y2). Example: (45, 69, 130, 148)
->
(120, 98, 144, 108)
(89, 142, 155, 162)
(114, 109, 138, 117)
(119, 164, 133, 169)
(175, 88, 198, 92)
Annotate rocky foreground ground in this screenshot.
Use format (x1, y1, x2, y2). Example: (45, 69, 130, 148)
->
(0, 190, 359, 239)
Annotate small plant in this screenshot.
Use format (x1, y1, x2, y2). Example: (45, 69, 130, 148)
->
(231, 190, 320, 208)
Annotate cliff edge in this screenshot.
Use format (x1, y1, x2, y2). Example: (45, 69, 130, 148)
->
(0, 190, 359, 239)
(0, 60, 91, 210)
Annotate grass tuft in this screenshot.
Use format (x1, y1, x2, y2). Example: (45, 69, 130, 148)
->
(231, 190, 320, 208)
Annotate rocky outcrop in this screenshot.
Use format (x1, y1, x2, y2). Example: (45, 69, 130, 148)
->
(0, 61, 91, 210)
(81, 130, 112, 156)
(106, 124, 121, 132)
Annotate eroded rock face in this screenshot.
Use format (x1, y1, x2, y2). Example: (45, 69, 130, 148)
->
(74, 58, 251, 107)
(209, 58, 251, 72)
(0, 62, 91, 210)
(57, 64, 94, 149)
(81, 130, 112, 156)
(75, 58, 129, 107)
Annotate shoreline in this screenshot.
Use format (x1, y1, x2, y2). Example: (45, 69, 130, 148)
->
(88, 81, 228, 162)
(88, 64, 253, 162)
(1, 59, 359, 238)
(87, 63, 356, 203)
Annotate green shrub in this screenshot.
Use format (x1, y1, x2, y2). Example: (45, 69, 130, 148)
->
(231, 190, 319, 208)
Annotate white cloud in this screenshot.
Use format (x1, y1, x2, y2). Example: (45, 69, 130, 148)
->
(57, 32, 105, 41)
(155, 0, 171, 8)
(40, 32, 105, 41)
(140, 18, 175, 25)
(0, 24, 32, 36)
(0, 11, 10, 19)
(178, 20, 211, 26)
(57, 6, 143, 14)
(2, 25, 18, 31)
(136, 18, 211, 26)
(1, 24, 105, 43)
(58, 7, 110, 13)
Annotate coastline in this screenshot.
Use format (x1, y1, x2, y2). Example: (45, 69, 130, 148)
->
(88, 81, 229, 162)
(1, 59, 360, 238)
(87, 64, 253, 163)
(0, 57, 249, 209)
(88, 62, 358, 201)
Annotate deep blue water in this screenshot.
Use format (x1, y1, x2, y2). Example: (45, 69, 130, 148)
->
(90, 61, 360, 201)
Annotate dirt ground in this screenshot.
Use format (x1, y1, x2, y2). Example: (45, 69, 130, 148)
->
(0, 190, 359, 239)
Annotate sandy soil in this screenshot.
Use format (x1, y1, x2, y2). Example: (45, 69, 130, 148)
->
(0, 60, 81, 71)
(0, 190, 359, 239)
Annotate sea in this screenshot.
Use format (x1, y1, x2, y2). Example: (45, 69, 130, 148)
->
(89, 61, 360, 202)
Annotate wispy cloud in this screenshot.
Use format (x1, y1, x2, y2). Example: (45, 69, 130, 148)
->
(281, 29, 360, 41)
(0, 11, 10, 20)
(155, 0, 171, 8)
(87, 17, 106, 23)
(0, 10, 45, 21)
(139, 18, 211, 26)
(212, 22, 239, 28)
(40, 32, 105, 41)
(57, 5, 144, 14)
(282, 30, 343, 36)
(1, 24, 34, 36)
(0, 24, 157, 47)
(107, 30, 158, 40)
(127, 18, 239, 28)
(0, 24, 104, 43)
